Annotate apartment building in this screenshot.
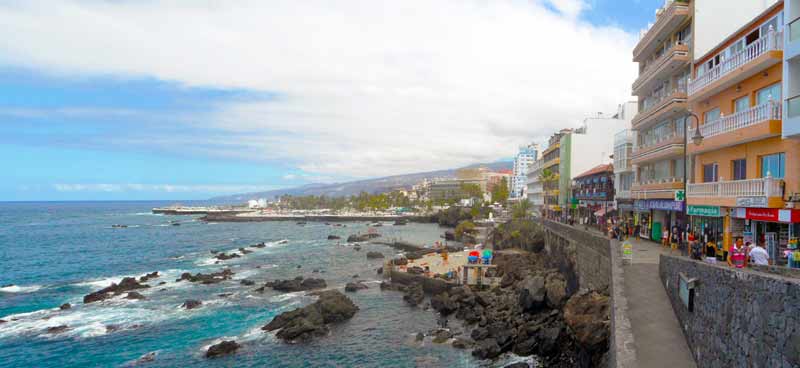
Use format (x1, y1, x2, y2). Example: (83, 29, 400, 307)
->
(572, 164, 616, 223)
(511, 143, 540, 199)
(541, 130, 569, 218)
(613, 129, 636, 219)
(631, 0, 693, 241)
(526, 158, 545, 215)
(686, 0, 800, 263)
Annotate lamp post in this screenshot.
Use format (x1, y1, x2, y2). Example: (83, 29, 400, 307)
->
(684, 111, 703, 250)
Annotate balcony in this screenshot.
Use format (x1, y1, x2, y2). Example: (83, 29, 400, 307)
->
(687, 176, 785, 207)
(688, 101, 782, 154)
(632, 85, 688, 129)
(633, 0, 690, 62)
(633, 42, 690, 96)
(631, 133, 684, 164)
(689, 29, 783, 101)
(631, 178, 683, 200)
(541, 143, 560, 157)
(543, 157, 560, 170)
(617, 189, 632, 199)
(575, 192, 611, 201)
(614, 129, 633, 147)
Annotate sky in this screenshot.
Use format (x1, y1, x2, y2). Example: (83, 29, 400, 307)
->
(0, 0, 663, 201)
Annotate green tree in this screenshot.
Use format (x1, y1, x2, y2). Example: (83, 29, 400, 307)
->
(460, 183, 483, 199)
(492, 177, 510, 203)
(512, 200, 533, 220)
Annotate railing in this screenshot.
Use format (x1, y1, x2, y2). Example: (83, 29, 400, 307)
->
(687, 176, 784, 198)
(617, 190, 632, 199)
(637, 41, 688, 80)
(689, 29, 782, 95)
(614, 129, 633, 146)
(699, 101, 781, 138)
(641, 83, 687, 114)
(634, 129, 683, 153)
(635, 177, 683, 186)
(636, 0, 689, 44)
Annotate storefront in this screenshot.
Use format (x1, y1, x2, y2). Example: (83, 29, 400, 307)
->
(732, 208, 800, 267)
(633, 199, 685, 241)
(688, 205, 726, 259)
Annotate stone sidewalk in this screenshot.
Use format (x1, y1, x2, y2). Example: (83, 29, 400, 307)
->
(615, 236, 696, 368)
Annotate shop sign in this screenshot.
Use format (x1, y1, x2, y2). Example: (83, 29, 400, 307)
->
(736, 196, 768, 208)
(687, 205, 721, 217)
(634, 199, 684, 212)
(674, 190, 685, 202)
(745, 208, 780, 222)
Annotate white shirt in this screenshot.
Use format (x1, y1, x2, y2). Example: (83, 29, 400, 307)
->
(749, 246, 770, 265)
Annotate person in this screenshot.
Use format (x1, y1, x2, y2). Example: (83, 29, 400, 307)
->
(749, 243, 770, 266)
(662, 229, 669, 247)
(690, 232, 703, 260)
(728, 239, 747, 268)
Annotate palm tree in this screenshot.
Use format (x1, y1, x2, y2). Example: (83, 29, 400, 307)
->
(512, 200, 533, 220)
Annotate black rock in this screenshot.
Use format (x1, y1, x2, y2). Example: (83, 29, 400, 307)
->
(344, 282, 368, 292)
(415, 332, 425, 341)
(472, 338, 502, 359)
(83, 277, 150, 304)
(125, 292, 146, 300)
(471, 327, 489, 341)
(452, 338, 472, 349)
(139, 271, 160, 283)
(403, 284, 424, 306)
(205, 340, 240, 358)
(366, 251, 385, 259)
(45, 325, 70, 334)
(262, 290, 358, 343)
(182, 299, 202, 310)
(136, 351, 158, 364)
(352, 274, 359, 278)
(376, 267, 383, 275)
(178, 269, 234, 284)
(238, 247, 253, 255)
(215, 252, 240, 261)
(252, 242, 266, 248)
(240, 279, 255, 286)
(265, 277, 327, 292)
(59, 303, 71, 310)
(327, 235, 341, 240)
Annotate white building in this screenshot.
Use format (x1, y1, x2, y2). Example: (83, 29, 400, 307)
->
(613, 129, 634, 213)
(526, 157, 545, 215)
(511, 143, 540, 198)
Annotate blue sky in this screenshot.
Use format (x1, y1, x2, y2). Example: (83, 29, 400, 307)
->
(0, 0, 662, 201)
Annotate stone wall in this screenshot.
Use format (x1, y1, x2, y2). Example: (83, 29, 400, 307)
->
(659, 255, 800, 368)
(542, 220, 611, 293)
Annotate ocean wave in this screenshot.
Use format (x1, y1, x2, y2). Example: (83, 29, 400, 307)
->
(268, 291, 306, 303)
(74, 269, 186, 290)
(0, 284, 43, 293)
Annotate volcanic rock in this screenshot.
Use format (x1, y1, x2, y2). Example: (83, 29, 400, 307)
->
(178, 269, 234, 284)
(240, 279, 255, 286)
(182, 299, 202, 310)
(264, 277, 327, 292)
(138, 271, 159, 283)
(431, 292, 458, 315)
(403, 284, 424, 306)
(45, 325, 70, 334)
(251, 242, 266, 248)
(125, 292, 146, 300)
(518, 275, 546, 312)
(59, 303, 71, 310)
(452, 338, 473, 349)
(344, 282, 368, 292)
(262, 290, 358, 343)
(545, 272, 568, 308)
(83, 277, 150, 304)
(205, 340, 240, 358)
(238, 247, 253, 255)
(215, 252, 240, 261)
(366, 251, 384, 259)
(563, 291, 610, 353)
(327, 235, 341, 240)
(472, 338, 502, 359)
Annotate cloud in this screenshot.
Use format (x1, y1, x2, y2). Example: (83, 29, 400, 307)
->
(0, 0, 637, 179)
(282, 174, 297, 180)
(52, 183, 279, 193)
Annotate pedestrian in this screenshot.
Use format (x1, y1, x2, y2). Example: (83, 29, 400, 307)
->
(748, 242, 771, 266)
(689, 232, 703, 260)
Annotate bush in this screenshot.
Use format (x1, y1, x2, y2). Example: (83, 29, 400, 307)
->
(454, 221, 477, 242)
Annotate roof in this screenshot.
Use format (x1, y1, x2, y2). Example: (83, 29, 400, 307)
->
(574, 164, 613, 179)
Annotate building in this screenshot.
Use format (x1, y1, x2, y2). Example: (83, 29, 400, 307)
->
(428, 179, 487, 203)
(572, 164, 615, 224)
(614, 129, 636, 220)
(526, 158, 545, 215)
(557, 103, 636, 218)
(511, 143, 540, 199)
(686, 0, 800, 263)
(485, 169, 512, 195)
(542, 130, 570, 218)
(630, 0, 692, 241)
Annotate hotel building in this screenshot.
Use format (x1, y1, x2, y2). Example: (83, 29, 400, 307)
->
(686, 0, 800, 263)
(630, 0, 693, 241)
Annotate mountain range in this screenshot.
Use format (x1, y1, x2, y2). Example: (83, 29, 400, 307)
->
(212, 161, 513, 202)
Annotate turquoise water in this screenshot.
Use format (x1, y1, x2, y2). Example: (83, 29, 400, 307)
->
(0, 201, 481, 367)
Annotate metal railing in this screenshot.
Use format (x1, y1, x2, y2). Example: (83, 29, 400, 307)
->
(641, 83, 688, 114)
(636, 41, 689, 83)
(687, 176, 784, 198)
(634, 130, 683, 153)
(699, 101, 781, 138)
(689, 29, 782, 95)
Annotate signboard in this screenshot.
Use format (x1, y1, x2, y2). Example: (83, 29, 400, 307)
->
(679, 273, 696, 312)
(687, 205, 721, 217)
(746, 208, 780, 222)
(634, 199, 684, 212)
(674, 189, 685, 202)
(736, 196, 769, 208)
(622, 240, 633, 262)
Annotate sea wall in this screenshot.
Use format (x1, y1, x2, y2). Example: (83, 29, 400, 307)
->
(542, 220, 611, 293)
(659, 254, 800, 368)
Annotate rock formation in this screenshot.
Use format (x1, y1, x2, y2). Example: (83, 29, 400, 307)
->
(262, 290, 358, 343)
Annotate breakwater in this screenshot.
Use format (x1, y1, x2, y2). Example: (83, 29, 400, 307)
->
(660, 254, 800, 368)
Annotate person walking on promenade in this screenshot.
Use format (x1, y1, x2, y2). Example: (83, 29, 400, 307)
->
(749, 242, 771, 266)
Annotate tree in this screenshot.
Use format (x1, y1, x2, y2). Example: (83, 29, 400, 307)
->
(512, 200, 533, 220)
(492, 177, 510, 203)
(460, 183, 483, 200)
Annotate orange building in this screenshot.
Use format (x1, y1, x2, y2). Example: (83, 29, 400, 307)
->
(686, 1, 800, 262)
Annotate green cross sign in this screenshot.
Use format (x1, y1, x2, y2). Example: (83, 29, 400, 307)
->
(675, 190, 685, 202)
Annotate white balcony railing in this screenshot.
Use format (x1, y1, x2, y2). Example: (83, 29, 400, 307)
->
(689, 28, 782, 95)
(635, 177, 683, 186)
(698, 101, 781, 138)
(638, 40, 689, 80)
(617, 190, 632, 199)
(687, 176, 784, 198)
(641, 83, 688, 114)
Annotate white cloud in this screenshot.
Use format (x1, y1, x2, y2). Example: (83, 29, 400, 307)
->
(282, 174, 297, 180)
(0, 0, 637, 178)
(52, 183, 278, 193)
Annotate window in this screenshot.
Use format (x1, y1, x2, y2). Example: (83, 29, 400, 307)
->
(704, 107, 721, 123)
(703, 163, 719, 182)
(761, 153, 785, 178)
(734, 96, 750, 112)
(756, 83, 782, 104)
(732, 159, 747, 180)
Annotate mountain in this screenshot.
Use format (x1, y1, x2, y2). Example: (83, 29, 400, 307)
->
(211, 161, 513, 202)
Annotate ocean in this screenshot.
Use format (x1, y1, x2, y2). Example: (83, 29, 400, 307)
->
(0, 201, 491, 367)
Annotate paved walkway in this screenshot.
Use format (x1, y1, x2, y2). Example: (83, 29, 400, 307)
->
(618, 236, 696, 368)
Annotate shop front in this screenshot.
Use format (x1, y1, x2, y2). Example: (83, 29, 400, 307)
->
(634, 199, 685, 242)
(688, 205, 727, 260)
(732, 208, 800, 267)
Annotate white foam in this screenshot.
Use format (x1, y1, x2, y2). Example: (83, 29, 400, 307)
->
(269, 291, 306, 303)
(0, 284, 43, 293)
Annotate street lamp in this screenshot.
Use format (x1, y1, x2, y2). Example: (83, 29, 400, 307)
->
(683, 111, 703, 253)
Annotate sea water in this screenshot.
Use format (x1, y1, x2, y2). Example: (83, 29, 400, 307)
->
(0, 201, 486, 367)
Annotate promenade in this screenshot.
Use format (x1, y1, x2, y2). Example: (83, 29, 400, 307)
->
(615, 236, 696, 368)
